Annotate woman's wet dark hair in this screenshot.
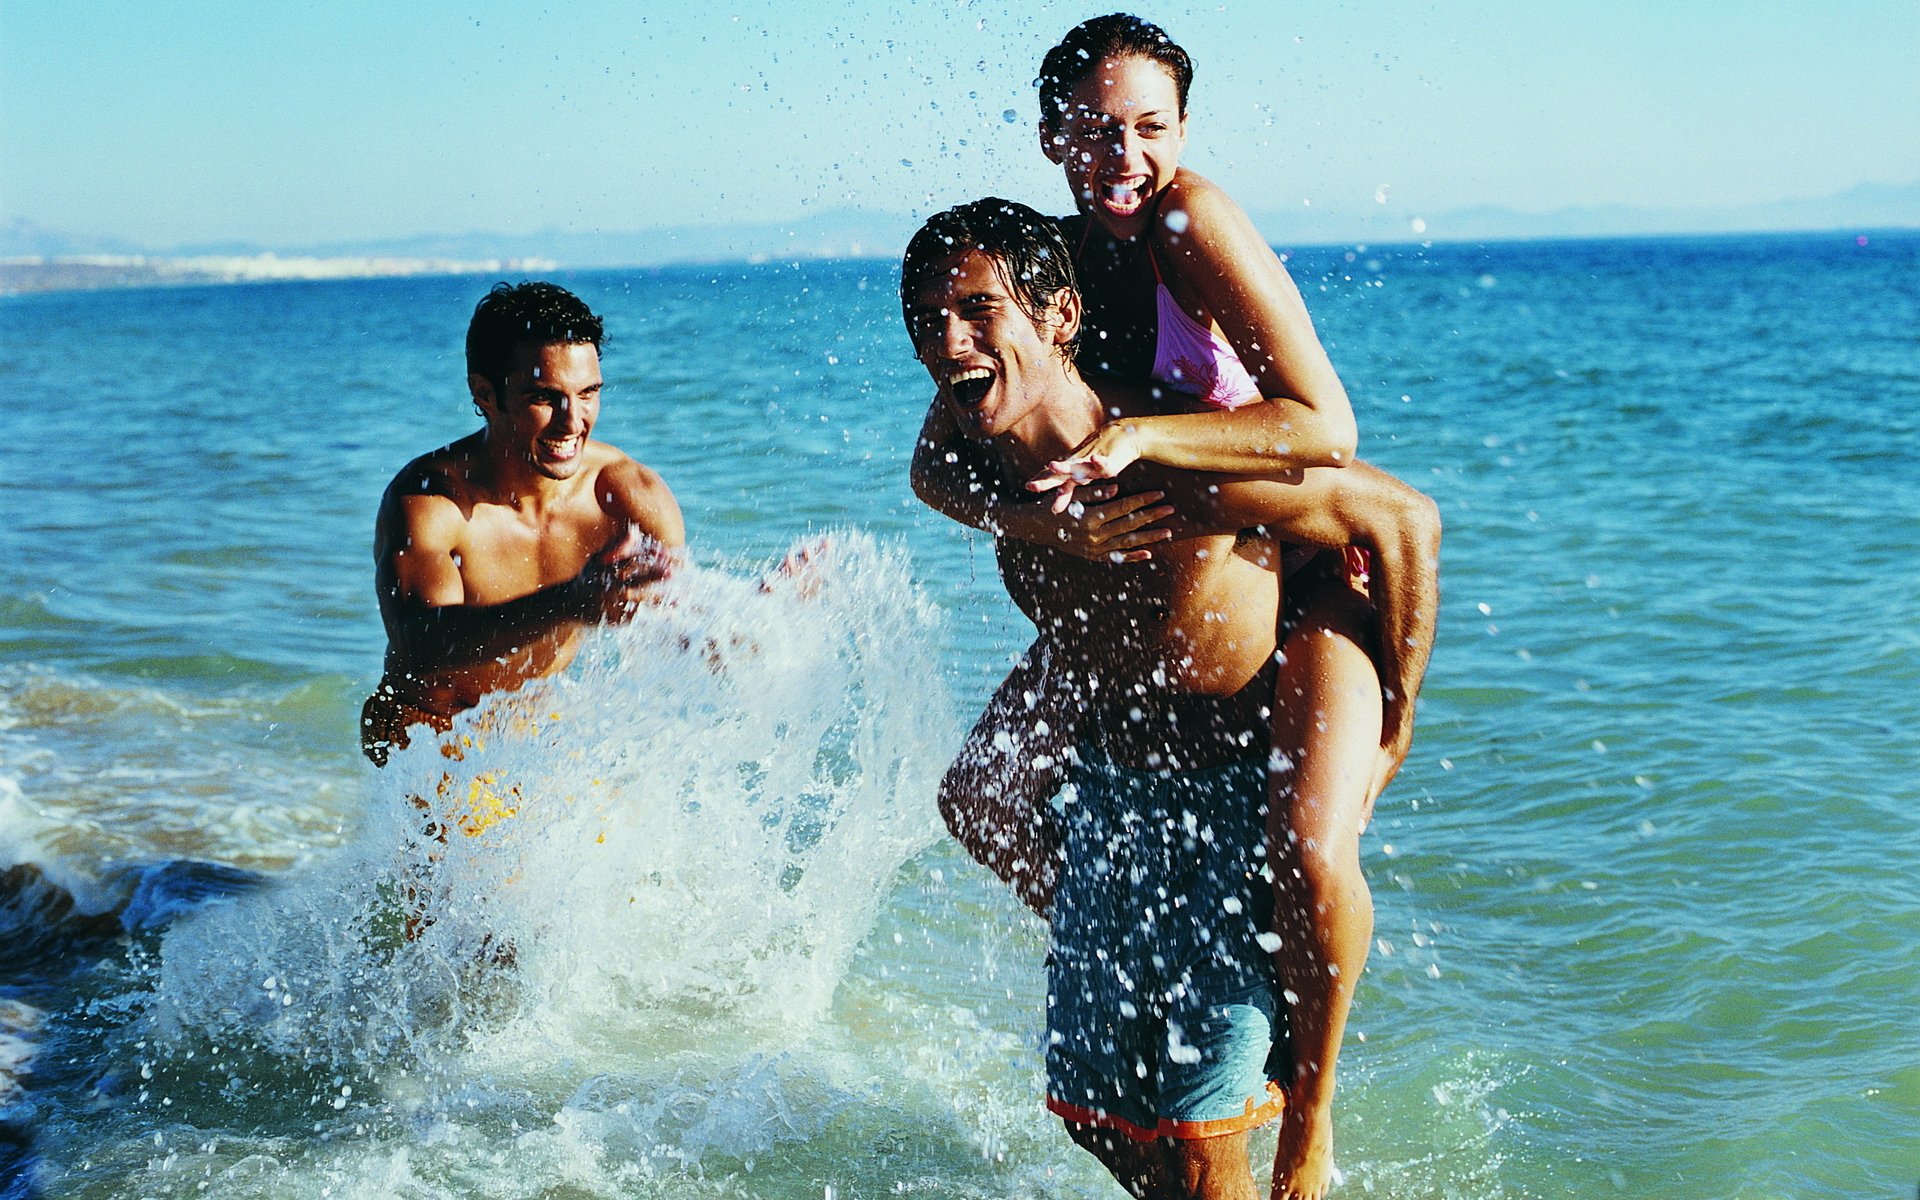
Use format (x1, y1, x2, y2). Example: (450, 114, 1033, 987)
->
(465, 281, 606, 395)
(899, 197, 1079, 357)
(1037, 13, 1193, 134)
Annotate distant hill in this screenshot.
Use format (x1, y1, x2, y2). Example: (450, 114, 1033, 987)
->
(172, 210, 924, 270)
(0, 218, 149, 258)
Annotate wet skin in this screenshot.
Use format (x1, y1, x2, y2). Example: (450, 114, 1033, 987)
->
(913, 237, 1440, 1200)
(1043, 54, 1188, 243)
(373, 340, 684, 724)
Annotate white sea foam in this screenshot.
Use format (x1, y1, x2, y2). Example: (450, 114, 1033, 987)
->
(124, 534, 957, 1186)
(0, 771, 122, 917)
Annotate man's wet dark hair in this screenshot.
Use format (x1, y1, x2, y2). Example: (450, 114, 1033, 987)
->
(899, 197, 1079, 356)
(1037, 13, 1193, 134)
(465, 281, 605, 395)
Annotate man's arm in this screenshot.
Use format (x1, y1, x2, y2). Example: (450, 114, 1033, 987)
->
(1202, 461, 1442, 786)
(584, 454, 689, 617)
(373, 483, 608, 678)
(594, 455, 686, 558)
(375, 450, 686, 677)
(910, 400, 1174, 562)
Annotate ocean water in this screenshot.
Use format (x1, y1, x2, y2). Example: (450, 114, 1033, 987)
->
(1, 229, 1916, 1198)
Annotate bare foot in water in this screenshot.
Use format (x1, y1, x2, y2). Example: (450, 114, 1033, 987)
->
(1271, 1099, 1336, 1200)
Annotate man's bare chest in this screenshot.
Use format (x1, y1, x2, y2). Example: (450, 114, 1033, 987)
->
(457, 504, 608, 604)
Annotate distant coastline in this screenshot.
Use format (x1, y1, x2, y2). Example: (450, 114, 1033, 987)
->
(5, 177, 1914, 295)
(4, 196, 1914, 297)
(0, 252, 559, 296)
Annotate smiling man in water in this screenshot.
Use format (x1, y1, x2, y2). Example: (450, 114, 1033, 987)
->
(361, 281, 685, 772)
(903, 199, 1438, 1200)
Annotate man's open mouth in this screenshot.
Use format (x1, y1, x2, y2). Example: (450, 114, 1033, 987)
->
(949, 368, 993, 408)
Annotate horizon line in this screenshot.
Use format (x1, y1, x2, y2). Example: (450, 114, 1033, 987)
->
(5, 224, 1915, 298)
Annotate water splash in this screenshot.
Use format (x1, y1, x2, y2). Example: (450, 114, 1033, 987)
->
(98, 534, 955, 1191)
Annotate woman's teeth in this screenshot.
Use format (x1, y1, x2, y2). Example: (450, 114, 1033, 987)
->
(1101, 179, 1146, 213)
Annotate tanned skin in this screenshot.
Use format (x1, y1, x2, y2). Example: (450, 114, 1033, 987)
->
(367, 338, 684, 759)
(911, 247, 1439, 1200)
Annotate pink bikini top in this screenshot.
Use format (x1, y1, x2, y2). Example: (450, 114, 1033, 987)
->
(1149, 248, 1262, 410)
(1142, 243, 1347, 581)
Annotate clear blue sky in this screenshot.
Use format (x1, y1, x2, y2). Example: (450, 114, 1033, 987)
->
(4, 1, 1915, 247)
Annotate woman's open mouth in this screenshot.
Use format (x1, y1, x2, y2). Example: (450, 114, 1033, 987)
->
(1097, 177, 1150, 218)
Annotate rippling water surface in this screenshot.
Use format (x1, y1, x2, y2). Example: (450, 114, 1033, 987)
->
(1, 230, 1916, 1198)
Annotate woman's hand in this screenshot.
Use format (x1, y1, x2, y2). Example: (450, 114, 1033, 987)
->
(995, 481, 1174, 563)
(1025, 423, 1146, 510)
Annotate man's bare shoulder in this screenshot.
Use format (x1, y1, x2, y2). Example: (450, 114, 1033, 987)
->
(383, 435, 485, 509)
(584, 441, 686, 545)
(581, 441, 668, 502)
(376, 435, 486, 557)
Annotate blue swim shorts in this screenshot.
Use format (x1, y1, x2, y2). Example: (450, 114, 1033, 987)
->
(1044, 756, 1290, 1140)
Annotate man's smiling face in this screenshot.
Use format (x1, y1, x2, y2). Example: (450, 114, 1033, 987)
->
(908, 249, 1077, 443)
(475, 340, 603, 480)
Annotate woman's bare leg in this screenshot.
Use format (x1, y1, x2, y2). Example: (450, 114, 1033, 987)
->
(1266, 575, 1379, 1200)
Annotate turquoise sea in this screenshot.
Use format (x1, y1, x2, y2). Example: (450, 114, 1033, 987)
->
(1, 230, 1916, 1198)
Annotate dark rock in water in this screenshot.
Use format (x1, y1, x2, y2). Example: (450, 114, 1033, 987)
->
(0, 858, 268, 1199)
(0, 1104, 39, 1200)
(0, 865, 123, 977)
(0, 860, 267, 978)
(109, 859, 266, 932)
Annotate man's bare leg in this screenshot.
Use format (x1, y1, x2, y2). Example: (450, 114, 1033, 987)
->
(1267, 579, 1380, 1200)
(1067, 1125, 1259, 1200)
(935, 639, 1077, 916)
(1162, 1132, 1261, 1200)
(1066, 1123, 1165, 1198)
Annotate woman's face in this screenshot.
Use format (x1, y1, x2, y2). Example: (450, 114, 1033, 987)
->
(1043, 55, 1188, 240)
